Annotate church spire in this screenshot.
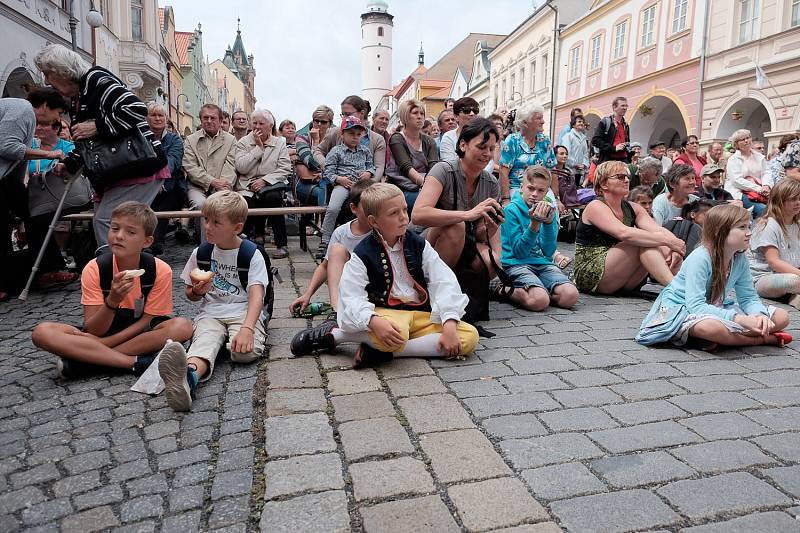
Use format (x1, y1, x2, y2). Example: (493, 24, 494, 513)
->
(418, 41, 424, 66)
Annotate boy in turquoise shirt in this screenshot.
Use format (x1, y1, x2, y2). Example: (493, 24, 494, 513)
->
(500, 165, 579, 311)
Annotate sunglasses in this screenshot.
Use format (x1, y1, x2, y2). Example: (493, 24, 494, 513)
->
(608, 173, 630, 181)
(459, 107, 479, 115)
(313, 119, 330, 125)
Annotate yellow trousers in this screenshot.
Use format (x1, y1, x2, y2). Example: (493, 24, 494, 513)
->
(368, 308, 479, 355)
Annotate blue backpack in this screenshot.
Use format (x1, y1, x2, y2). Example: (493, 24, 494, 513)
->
(196, 239, 275, 324)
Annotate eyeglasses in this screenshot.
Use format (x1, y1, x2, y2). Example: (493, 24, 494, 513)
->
(608, 173, 630, 181)
(459, 107, 480, 115)
(313, 119, 330, 125)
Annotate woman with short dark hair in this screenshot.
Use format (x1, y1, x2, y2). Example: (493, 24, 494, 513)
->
(412, 117, 503, 275)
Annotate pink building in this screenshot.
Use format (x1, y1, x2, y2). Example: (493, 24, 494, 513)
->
(555, 0, 707, 148)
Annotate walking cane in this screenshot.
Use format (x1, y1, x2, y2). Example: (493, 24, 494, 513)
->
(19, 168, 83, 301)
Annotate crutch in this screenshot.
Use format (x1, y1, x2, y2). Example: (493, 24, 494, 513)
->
(19, 168, 83, 301)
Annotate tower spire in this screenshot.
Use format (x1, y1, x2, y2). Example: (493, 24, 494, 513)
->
(418, 41, 424, 66)
(237, 17, 241, 34)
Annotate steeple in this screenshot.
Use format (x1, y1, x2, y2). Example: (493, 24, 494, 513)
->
(418, 42, 424, 66)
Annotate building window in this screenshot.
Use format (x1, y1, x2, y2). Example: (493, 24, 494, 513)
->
(131, 0, 143, 41)
(640, 5, 657, 48)
(793, 0, 800, 27)
(510, 73, 516, 98)
(501, 79, 507, 104)
(613, 20, 627, 59)
(569, 46, 581, 79)
(590, 35, 602, 70)
(494, 83, 499, 109)
(378, 26, 384, 37)
(671, 0, 689, 32)
(739, 0, 760, 43)
(542, 54, 548, 87)
(520, 67, 525, 95)
(530, 60, 536, 93)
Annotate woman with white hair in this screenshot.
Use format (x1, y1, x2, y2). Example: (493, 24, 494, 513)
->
(146, 101, 186, 255)
(725, 128, 770, 218)
(235, 108, 292, 259)
(34, 44, 167, 248)
(499, 103, 557, 204)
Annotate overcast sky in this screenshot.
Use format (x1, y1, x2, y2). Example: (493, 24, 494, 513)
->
(164, 0, 536, 125)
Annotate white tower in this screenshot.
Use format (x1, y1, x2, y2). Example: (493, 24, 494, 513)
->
(361, 0, 393, 113)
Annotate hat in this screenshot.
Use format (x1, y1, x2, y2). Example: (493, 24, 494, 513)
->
(649, 141, 666, 149)
(781, 140, 800, 169)
(630, 142, 642, 150)
(341, 115, 366, 132)
(700, 163, 723, 176)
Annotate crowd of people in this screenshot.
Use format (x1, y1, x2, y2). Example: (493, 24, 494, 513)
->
(5, 44, 800, 403)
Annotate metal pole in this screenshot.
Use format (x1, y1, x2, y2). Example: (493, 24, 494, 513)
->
(68, 0, 78, 51)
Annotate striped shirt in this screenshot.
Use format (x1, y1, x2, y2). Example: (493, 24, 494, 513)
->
(63, 66, 160, 173)
(321, 143, 376, 181)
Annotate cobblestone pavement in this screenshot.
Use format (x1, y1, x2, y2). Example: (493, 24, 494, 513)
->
(1, 234, 800, 532)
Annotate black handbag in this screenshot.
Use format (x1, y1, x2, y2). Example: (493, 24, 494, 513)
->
(76, 128, 166, 192)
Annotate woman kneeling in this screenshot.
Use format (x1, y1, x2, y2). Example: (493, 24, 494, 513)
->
(637, 203, 791, 349)
(573, 161, 685, 294)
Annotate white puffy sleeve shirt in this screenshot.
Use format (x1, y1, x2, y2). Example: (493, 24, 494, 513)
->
(337, 240, 469, 332)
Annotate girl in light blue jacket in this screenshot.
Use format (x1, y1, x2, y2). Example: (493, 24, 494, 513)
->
(637, 203, 791, 350)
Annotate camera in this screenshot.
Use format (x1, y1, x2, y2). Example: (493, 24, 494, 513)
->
(487, 205, 504, 224)
(530, 200, 555, 223)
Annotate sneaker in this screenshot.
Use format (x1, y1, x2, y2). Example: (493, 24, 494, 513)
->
(352, 343, 393, 369)
(290, 321, 337, 356)
(56, 358, 102, 379)
(325, 310, 338, 323)
(273, 247, 289, 259)
(132, 354, 156, 376)
(158, 342, 196, 411)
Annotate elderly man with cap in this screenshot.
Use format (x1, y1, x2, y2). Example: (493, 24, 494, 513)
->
(697, 163, 735, 203)
(649, 141, 672, 174)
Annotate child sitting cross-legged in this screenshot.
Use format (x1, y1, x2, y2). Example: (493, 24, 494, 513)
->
(289, 179, 373, 329)
(291, 183, 479, 367)
(500, 165, 580, 311)
(158, 190, 270, 411)
(637, 203, 791, 351)
(32, 202, 193, 378)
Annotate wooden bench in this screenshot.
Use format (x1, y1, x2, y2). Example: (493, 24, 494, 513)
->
(62, 206, 327, 251)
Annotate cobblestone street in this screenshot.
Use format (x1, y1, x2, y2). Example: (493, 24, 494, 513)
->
(1, 235, 800, 532)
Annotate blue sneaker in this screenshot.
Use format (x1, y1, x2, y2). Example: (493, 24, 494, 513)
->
(158, 342, 197, 411)
(132, 354, 156, 376)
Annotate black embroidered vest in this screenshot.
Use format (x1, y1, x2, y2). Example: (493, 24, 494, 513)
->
(353, 230, 431, 311)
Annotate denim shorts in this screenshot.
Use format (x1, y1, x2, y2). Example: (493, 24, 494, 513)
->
(505, 263, 573, 293)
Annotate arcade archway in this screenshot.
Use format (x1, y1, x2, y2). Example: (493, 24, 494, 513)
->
(629, 95, 689, 149)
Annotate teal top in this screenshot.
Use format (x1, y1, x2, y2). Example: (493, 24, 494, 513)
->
(640, 246, 768, 327)
(28, 138, 74, 175)
(500, 192, 557, 267)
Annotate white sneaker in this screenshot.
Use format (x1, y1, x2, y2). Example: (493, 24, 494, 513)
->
(158, 342, 193, 412)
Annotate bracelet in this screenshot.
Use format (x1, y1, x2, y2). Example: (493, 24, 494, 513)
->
(240, 325, 255, 333)
(103, 297, 118, 311)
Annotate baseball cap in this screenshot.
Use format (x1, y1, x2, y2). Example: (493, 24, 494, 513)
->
(630, 142, 642, 150)
(341, 116, 366, 132)
(700, 163, 723, 176)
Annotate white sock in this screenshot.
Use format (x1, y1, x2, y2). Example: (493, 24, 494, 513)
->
(331, 328, 371, 345)
(395, 334, 444, 358)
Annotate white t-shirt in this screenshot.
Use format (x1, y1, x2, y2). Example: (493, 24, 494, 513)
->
(749, 218, 800, 280)
(325, 220, 369, 260)
(181, 244, 269, 321)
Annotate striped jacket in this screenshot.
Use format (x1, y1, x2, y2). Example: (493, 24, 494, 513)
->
(63, 67, 161, 174)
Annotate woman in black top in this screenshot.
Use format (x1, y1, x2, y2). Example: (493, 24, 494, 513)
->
(574, 161, 685, 294)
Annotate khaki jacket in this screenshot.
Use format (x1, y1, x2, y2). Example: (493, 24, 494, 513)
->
(234, 133, 291, 197)
(313, 128, 386, 181)
(182, 128, 237, 191)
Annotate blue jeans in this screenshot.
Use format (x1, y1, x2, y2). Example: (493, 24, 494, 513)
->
(403, 190, 419, 215)
(295, 180, 321, 206)
(741, 195, 767, 218)
(505, 263, 573, 293)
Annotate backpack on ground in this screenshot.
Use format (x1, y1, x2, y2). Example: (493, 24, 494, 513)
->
(196, 239, 275, 324)
(97, 250, 156, 319)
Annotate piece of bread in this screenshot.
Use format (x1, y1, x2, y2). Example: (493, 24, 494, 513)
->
(123, 269, 145, 280)
(190, 268, 214, 283)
